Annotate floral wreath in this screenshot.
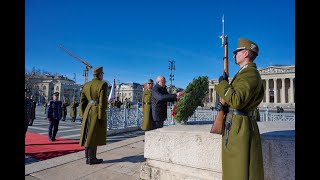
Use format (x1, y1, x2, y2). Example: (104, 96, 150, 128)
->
(172, 76, 209, 124)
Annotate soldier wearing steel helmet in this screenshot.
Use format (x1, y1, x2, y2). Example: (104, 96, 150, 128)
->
(215, 38, 265, 180)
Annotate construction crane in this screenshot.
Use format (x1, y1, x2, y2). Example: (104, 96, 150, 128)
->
(59, 44, 93, 83)
(73, 73, 76, 84)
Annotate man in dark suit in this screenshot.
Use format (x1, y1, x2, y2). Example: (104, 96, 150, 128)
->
(28, 95, 36, 126)
(114, 97, 122, 108)
(25, 88, 33, 137)
(151, 75, 182, 129)
(46, 92, 62, 141)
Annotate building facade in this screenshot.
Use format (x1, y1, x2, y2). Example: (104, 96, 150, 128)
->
(204, 65, 295, 111)
(116, 82, 143, 105)
(32, 75, 82, 104)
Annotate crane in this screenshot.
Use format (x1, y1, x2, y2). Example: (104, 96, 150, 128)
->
(59, 44, 93, 83)
(73, 73, 76, 83)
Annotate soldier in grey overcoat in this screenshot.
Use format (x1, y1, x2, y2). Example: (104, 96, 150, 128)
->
(214, 38, 265, 180)
(79, 66, 108, 165)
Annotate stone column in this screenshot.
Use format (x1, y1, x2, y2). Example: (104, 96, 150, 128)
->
(209, 88, 213, 103)
(281, 78, 286, 103)
(265, 79, 270, 103)
(212, 87, 216, 106)
(274, 78, 278, 103)
(289, 78, 294, 103)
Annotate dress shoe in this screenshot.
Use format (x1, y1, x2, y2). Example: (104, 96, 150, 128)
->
(88, 158, 103, 165)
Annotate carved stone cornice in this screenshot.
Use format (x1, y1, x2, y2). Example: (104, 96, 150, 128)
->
(258, 65, 295, 75)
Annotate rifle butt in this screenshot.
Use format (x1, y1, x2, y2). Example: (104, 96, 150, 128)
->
(210, 110, 225, 134)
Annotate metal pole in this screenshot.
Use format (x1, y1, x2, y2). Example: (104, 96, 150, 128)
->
(136, 107, 140, 127)
(168, 60, 176, 117)
(168, 60, 176, 94)
(117, 80, 120, 99)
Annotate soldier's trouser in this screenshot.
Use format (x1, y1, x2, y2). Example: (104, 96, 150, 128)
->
(25, 120, 29, 137)
(48, 119, 60, 139)
(85, 147, 89, 164)
(85, 147, 89, 158)
(62, 110, 67, 120)
(86, 146, 103, 165)
(29, 118, 34, 125)
(151, 121, 164, 130)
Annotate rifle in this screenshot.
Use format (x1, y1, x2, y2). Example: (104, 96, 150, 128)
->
(210, 15, 228, 134)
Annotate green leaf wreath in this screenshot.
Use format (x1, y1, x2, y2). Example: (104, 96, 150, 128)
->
(172, 76, 209, 124)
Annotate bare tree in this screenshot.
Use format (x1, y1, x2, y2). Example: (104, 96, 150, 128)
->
(25, 67, 53, 90)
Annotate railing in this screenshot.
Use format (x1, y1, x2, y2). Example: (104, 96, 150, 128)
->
(107, 107, 143, 130)
(106, 107, 295, 130)
(165, 107, 295, 124)
(264, 112, 295, 122)
(165, 107, 218, 125)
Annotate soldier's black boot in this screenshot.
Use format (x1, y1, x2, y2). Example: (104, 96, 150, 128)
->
(93, 146, 103, 162)
(88, 146, 103, 165)
(85, 147, 89, 164)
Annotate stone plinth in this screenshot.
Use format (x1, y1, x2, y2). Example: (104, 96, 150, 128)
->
(140, 121, 295, 180)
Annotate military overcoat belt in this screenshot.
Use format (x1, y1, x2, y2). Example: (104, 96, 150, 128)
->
(144, 102, 151, 105)
(228, 108, 254, 117)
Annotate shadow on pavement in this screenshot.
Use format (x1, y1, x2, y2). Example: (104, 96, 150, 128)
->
(104, 155, 145, 163)
(26, 149, 84, 160)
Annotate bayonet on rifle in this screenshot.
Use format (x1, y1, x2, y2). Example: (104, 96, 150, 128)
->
(210, 15, 229, 134)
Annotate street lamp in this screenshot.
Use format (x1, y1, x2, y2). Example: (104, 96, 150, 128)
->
(168, 60, 176, 94)
(117, 80, 121, 99)
(73, 87, 76, 99)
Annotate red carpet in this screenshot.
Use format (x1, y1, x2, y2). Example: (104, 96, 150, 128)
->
(25, 132, 84, 160)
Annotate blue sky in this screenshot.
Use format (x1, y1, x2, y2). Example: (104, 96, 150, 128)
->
(25, 0, 295, 89)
